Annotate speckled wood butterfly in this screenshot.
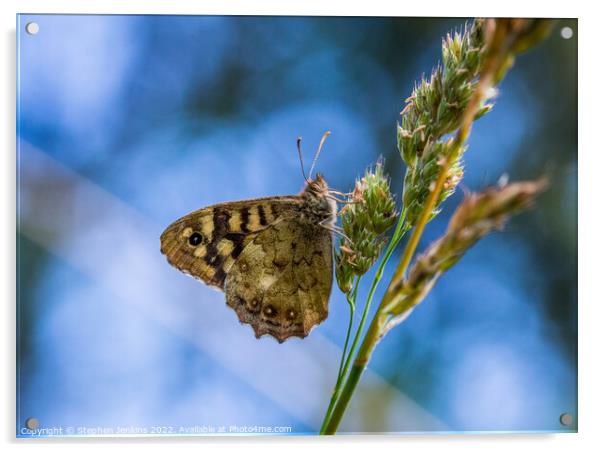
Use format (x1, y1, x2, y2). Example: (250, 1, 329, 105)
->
(160, 134, 339, 342)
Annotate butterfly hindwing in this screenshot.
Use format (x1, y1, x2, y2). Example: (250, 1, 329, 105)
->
(224, 217, 333, 342)
(160, 196, 303, 288)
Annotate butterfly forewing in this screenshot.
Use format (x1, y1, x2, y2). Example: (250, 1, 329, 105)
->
(160, 197, 302, 288)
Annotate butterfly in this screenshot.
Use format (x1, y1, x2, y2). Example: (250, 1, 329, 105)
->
(160, 133, 343, 343)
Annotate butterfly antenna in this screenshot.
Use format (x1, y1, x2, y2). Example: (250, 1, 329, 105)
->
(296, 136, 309, 183)
(308, 131, 331, 180)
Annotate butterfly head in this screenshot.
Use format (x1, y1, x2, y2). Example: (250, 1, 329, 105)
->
(305, 173, 329, 195)
(302, 173, 337, 227)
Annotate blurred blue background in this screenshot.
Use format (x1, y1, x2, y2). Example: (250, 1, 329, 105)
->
(16, 15, 577, 435)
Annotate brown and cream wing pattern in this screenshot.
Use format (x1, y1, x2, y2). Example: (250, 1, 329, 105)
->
(159, 196, 302, 289)
(224, 218, 333, 342)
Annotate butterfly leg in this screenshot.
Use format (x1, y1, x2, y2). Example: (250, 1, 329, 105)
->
(326, 194, 359, 205)
(328, 189, 353, 197)
(318, 219, 353, 244)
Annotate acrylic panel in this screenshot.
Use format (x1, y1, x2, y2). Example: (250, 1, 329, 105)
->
(16, 14, 577, 437)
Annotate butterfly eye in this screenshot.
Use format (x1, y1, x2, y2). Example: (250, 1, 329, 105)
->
(188, 232, 203, 246)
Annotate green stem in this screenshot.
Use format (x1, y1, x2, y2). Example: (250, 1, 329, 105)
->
(321, 304, 388, 434)
(320, 277, 360, 433)
(338, 210, 407, 379)
(336, 278, 359, 382)
(319, 210, 407, 433)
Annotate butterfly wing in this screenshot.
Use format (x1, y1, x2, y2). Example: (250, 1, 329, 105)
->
(224, 217, 333, 342)
(160, 196, 302, 288)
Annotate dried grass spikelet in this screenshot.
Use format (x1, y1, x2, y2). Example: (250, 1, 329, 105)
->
(382, 179, 548, 326)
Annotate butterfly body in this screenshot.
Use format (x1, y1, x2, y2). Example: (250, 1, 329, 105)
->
(160, 174, 336, 343)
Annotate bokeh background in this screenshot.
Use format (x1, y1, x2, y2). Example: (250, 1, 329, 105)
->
(16, 15, 577, 435)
